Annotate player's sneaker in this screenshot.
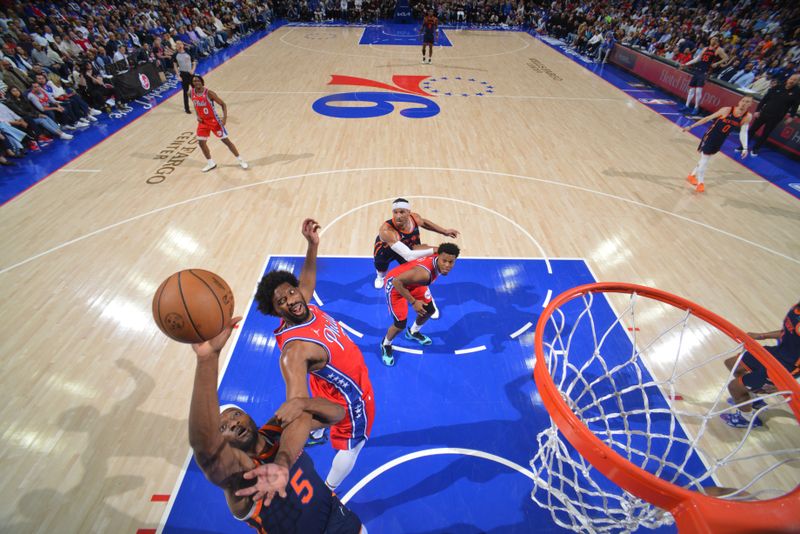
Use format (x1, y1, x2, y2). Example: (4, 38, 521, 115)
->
(696, 183, 705, 193)
(201, 162, 217, 172)
(373, 275, 385, 289)
(238, 159, 249, 169)
(691, 107, 700, 115)
(421, 57, 426, 64)
(720, 411, 763, 429)
(306, 428, 328, 446)
(750, 150, 758, 157)
(380, 343, 395, 366)
(405, 328, 432, 345)
(727, 397, 767, 411)
(686, 173, 698, 185)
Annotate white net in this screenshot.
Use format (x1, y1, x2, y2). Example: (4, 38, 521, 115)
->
(529, 290, 800, 533)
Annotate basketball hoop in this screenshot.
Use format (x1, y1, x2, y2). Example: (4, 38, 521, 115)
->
(530, 283, 800, 533)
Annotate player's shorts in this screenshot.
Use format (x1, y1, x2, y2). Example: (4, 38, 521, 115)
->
(326, 496, 363, 534)
(697, 138, 723, 155)
(385, 279, 431, 323)
(689, 71, 707, 88)
(196, 118, 227, 140)
(329, 391, 374, 451)
(423, 32, 435, 44)
(373, 242, 406, 272)
(739, 346, 800, 391)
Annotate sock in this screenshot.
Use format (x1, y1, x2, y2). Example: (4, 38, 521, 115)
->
(410, 322, 422, 334)
(207, 159, 215, 165)
(695, 154, 710, 183)
(236, 155, 243, 161)
(310, 428, 325, 439)
(738, 409, 753, 421)
(325, 440, 365, 491)
(382, 336, 392, 346)
(375, 270, 385, 278)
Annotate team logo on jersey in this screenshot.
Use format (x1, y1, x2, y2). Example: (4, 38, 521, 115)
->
(312, 74, 440, 119)
(139, 73, 151, 90)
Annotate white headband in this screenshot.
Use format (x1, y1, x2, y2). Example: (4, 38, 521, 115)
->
(219, 403, 246, 414)
(392, 200, 411, 210)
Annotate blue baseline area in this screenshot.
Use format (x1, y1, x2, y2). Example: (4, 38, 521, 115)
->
(0, 22, 287, 206)
(360, 24, 452, 46)
(528, 32, 800, 200)
(164, 256, 710, 533)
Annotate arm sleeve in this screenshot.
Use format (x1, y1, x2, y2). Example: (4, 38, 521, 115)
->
(390, 241, 433, 261)
(739, 124, 748, 150)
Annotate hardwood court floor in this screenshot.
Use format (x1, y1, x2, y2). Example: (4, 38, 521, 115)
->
(0, 26, 798, 532)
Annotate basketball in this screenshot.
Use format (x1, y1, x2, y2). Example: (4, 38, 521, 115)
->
(152, 269, 235, 343)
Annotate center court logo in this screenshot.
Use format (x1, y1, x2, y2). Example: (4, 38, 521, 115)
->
(312, 74, 440, 119)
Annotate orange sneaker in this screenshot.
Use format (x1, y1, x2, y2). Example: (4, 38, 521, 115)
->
(687, 174, 698, 185)
(696, 183, 705, 193)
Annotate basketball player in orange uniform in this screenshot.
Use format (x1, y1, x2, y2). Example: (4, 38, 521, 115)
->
(681, 96, 752, 192)
(187, 319, 366, 533)
(380, 243, 460, 366)
(190, 75, 248, 172)
(420, 10, 438, 64)
(240, 218, 375, 501)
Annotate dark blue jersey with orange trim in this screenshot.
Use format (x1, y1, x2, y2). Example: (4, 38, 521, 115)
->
(699, 107, 747, 154)
(241, 424, 335, 534)
(774, 302, 800, 366)
(422, 16, 437, 40)
(694, 46, 718, 74)
(373, 216, 421, 261)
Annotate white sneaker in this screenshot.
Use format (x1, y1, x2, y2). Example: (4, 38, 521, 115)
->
(63, 124, 76, 131)
(76, 120, 90, 127)
(201, 162, 217, 172)
(238, 159, 248, 169)
(373, 275, 385, 289)
(89, 108, 102, 116)
(59, 132, 74, 140)
(86, 115, 98, 122)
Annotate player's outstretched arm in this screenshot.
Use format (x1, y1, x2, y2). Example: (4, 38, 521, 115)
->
(298, 218, 320, 302)
(188, 318, 253, 517)
(747, 330, 782, 341)
(238, 343, 314, 504)
(417, 213, 460, 238)
(682, 107, 727, 131)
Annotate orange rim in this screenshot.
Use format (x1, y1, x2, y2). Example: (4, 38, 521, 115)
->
(533, 282, 800, 533)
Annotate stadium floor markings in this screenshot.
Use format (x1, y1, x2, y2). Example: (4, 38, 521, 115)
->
(278, 25, 532, 60)
(510, 321, 533, 339)
(3, 166, 797, 278)
(454, 345, 487, 355)
(339, 320, 364, 338)
(340, 447, 537, 504)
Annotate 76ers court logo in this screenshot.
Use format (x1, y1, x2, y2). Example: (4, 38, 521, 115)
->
(312, 75, 440, 119)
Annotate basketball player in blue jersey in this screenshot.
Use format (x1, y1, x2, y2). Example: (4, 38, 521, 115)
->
(420, 10, 438, 64)
(679, 37, 728, 115)
(187, 318, 366, 533)
(373, 198, 459, 290)
(721, 300, 800, 428)
(681, 96, 753, 192)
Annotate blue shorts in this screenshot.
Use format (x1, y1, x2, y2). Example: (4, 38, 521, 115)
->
(740, 346, 799, 390)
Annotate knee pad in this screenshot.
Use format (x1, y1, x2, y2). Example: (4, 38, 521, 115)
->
(423, 301, 436, 316)
(393, 318, 407, 329)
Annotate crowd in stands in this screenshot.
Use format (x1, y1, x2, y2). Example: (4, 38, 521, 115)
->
(0, 0, 270, 166)
(1, 0, 797, 167)
(536, 0, 799, 94)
